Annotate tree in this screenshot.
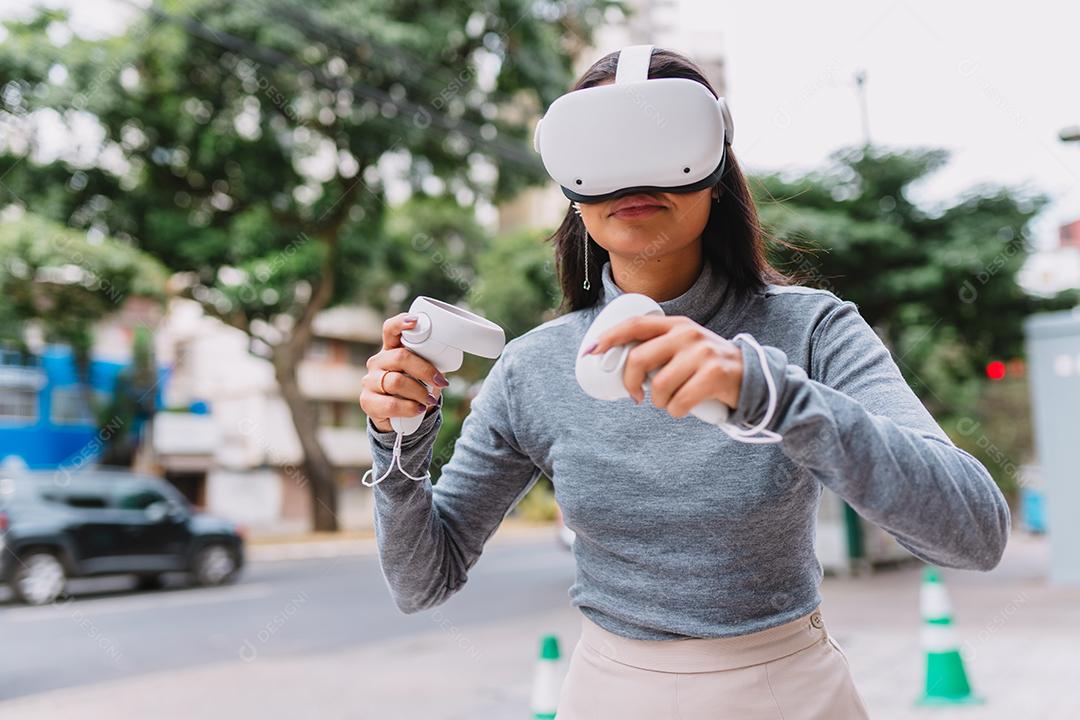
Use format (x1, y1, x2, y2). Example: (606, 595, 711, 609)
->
(0, 213, 167, 454)
(753, 145, 1077, 490)
(755, 146, 1077, 409)
(420, 226, 560, 484)
(97, 325, 159, 467)
(470, 226, 561, 340)
(0, 0, 611, 529)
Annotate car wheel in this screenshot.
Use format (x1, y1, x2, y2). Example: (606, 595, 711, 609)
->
(12, 551, 66, 606)
(191, 544, 239, 587)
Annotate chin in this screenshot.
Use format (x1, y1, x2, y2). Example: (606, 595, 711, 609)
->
(605, 222, 683, 255)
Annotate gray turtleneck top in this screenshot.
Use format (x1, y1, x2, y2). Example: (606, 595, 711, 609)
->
(367, 260, 1010, 640)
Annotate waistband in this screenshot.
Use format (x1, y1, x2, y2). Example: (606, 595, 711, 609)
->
(579, 608, 828, 673)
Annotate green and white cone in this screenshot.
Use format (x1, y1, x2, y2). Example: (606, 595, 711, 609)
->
(530, 634, 562, 719)
(917, 567, 983, 706)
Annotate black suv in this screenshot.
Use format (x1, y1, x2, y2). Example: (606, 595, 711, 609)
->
(0, 469, 244, 605)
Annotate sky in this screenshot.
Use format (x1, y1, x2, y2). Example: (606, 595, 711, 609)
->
(670, 0, 1080, 251)
(2, 0, 1079, 254)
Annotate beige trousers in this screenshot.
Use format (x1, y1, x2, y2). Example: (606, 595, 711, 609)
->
(556, 608, 870, 719)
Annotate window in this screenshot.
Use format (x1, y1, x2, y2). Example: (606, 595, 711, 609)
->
(40, 492, 109, 509)
(50, 387, 97, 425)
(114, 486, 168, 511)
(312, 400, 366, 428)
(349, 342, 378, 367)
(341, 402, 365, 428)
(0, 387, 38, 421)
(306, 338, 331, 361)
(65, 495, 109, 509)
(313, 400, 329, 427)
(311, 399, 365, 427)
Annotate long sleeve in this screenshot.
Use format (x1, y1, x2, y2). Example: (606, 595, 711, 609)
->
(366, 350, 541, 613)
(729, 300, 1010, 571)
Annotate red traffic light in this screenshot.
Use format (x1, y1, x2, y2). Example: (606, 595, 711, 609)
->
(985, 360, 1006, 381)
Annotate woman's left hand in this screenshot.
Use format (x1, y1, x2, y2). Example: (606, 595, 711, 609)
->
(584, 316, 743, 415)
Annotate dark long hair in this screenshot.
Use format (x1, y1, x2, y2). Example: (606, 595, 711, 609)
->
(548, 47, 788, 312)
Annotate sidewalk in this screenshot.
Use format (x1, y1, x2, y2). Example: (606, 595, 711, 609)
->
(823, 532, 1080, 719)
(245, 518, 558, 562)
(3, 533, 1077, 719)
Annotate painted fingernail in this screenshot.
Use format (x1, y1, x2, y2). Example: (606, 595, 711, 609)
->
(433, 372, 449, 387)
(580, 342, 598, 357)
(403, 314, 418, 323)
(426, 393, 438, 406)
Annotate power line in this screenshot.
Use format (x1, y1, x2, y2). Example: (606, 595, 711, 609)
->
(263, 0, 488, 104)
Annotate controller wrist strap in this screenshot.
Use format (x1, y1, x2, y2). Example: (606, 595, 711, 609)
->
(719, 333, 783, 445)
(361, 430, 431, 487)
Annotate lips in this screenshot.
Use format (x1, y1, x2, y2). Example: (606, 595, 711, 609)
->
(608, 194, 666, 216)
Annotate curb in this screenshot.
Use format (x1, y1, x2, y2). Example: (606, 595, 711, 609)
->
(248, 521, 559, 563)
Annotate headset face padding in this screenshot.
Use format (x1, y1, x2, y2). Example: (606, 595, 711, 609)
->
(533, 45, 735, 203)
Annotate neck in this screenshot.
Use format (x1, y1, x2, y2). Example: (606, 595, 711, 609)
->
(608, 241, 704, 302)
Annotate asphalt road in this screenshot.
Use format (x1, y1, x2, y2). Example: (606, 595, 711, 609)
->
(0, 536, 576, 702)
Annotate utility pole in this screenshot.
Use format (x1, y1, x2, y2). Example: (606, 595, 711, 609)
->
(854, 70, 871, 148)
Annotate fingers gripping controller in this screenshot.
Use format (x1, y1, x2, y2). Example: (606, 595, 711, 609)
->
(364, 297, 506, 487)
(575, 294, 782, 443)
(575, 294, 731, 425)
(593, 344, 733, 426)
(391, 297, 505, 435)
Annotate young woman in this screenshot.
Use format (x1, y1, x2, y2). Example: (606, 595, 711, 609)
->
(359, 48, 1009, 719)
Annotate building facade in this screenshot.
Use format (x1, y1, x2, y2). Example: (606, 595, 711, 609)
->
(0, 297, 163, 472)
(149, 299, 383, 534)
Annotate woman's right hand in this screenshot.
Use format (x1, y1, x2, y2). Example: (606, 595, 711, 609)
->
(360, 313, 450, 433)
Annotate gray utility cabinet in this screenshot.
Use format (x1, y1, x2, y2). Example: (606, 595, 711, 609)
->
(1025, 308, 1080, 584)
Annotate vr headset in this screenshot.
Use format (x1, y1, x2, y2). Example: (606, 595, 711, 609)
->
(532, 44, 734, 203)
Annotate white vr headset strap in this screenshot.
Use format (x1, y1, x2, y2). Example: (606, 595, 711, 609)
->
(615, 44, 654, 84)
(614, 44, 733, 147)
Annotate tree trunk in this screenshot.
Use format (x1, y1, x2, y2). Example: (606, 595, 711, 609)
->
(273, 347, 340, 532)
(262, 182, 359, 532)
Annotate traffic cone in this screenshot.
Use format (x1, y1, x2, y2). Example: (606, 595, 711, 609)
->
(530, 634, 561, 719)
(917, 567, 983, 705)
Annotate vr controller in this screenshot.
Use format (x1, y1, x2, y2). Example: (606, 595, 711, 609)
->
(391, 297, 506, 436)
(575, 293, 731, 426)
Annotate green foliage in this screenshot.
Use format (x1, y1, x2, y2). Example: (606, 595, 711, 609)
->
(0, 214, 166, 460)
(0, 0, 611, 318)
(356, 195, 490, 315)
(429, 392, 466, 485)
(471, 227, 561, 340)
(514, 476, 559, 522)
(0, 1, 610, 526)
(945, 376, 1032, 497)
(420, 226, 561, 486)
(97, 325, 159, 466)
(753, 145, 1077, 492)
(0, 213, 167, 361)
(756, 146, 1074, 407)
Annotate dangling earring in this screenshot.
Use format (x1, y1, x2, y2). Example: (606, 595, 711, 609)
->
(712, 186, 721, 203)
(572, 202, 591, 291)
(582, 230, 591, 291)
